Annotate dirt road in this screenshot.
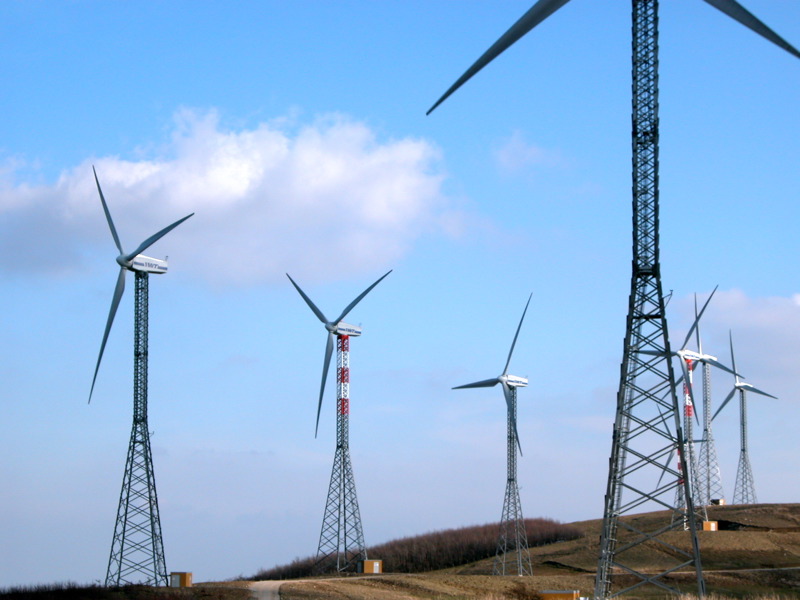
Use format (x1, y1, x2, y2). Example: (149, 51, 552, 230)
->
(248, 580, 282, 600)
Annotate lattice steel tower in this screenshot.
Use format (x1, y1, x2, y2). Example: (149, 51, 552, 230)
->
(495, 385, 533, 576)
(732, 388, 757, 504)
(89, 167, 193, 587)
(594, 5, 706, 595)
(426, 1, 798, 596)
(287, 271, 391, 574)
(695, 322, 725, 507)
(315, 334, 368, 573)
(713, 331, 777, 505)
(106, 272, 168, 586)
(453, 295, 533, 577)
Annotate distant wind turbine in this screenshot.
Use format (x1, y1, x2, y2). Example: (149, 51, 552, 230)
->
(453, 293, 533, 577)
(694, 297, 726, 507)
(713, 331, 777, 505)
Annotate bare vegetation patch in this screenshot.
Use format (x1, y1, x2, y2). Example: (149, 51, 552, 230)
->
(0, 583, 248, 600)
(253, 518, 582, 580)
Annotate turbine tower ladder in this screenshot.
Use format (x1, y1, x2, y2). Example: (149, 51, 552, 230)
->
(595, 2, 705, 597)
(494, 385, 532, 577)
(106, 271, 168, 587)
(314, 334, 368, 573)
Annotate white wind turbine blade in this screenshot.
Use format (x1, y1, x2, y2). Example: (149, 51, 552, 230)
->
(334, 270, 392, 324)
(503, 293, 532, 376)
(713, 388, 738, 423)
(89, 267, 126, 403)
(700, 356, 738, 378)
(314, 332, 336, 438)
(94, 166, 124, 255)
(286, 273, 329, 325)
(681, 285, 718, 351)
(427, 0, 573, 115)
(124, 213, 194, 264)
(702, 0, 800, 60)
(453, 378, 500, 390)
(741, 384, 777, 400)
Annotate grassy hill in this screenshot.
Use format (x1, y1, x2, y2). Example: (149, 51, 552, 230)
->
(273, 504, 800, 599)
(4, 504, 800, 599)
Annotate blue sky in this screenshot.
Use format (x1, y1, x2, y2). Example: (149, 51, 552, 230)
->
(1, 0, 799, 588)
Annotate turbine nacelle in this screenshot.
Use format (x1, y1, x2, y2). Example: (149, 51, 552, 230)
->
(332, 321, 362, 337)
(118, 254, 169, 274)
(679, 349, 712, 362)
(502, 374, 528, 388)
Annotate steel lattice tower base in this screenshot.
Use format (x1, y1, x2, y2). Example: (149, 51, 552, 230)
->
(493, 387, 532, 577)
(733, 453, 757, 505)
(733, 390, 757, 504)
(314, 335, 368, 574)
(106, 271, 168, 587)
(594, 1, 705, 597)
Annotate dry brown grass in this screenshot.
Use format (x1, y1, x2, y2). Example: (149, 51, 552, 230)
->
(267, 504, 800, 599)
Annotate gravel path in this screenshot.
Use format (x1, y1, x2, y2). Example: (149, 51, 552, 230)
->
(248, 580, 283, 600)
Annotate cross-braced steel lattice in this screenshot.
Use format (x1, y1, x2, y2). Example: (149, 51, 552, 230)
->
(594, 2, 705, 597)
(494, 386, 532, 577)
(106, 272, 168, 587)
(696, 360, 725, 506)
(732, 389, 757, 504)
(314, 334, 367, 573)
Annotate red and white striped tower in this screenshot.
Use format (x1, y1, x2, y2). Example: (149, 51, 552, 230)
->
(314, 333, 367, 573)
(286, 270, 390, 575)
(338, 335, 350, 422)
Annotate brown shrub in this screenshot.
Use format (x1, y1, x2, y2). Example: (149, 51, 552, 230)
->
(253, 518, 582, 579)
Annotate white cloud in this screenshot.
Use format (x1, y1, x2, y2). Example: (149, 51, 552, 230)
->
(492, 129, 564, 175)
(0, 109, 453, 285)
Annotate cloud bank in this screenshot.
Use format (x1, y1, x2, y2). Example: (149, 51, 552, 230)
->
(0, 109, 451, 285)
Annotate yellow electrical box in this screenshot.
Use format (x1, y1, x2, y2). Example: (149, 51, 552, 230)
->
(358, 559, 383, 574)
(538, 591, 580, 600)
(170, 572, 192, 587)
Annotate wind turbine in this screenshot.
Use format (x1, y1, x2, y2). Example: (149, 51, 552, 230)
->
(640, 288, 731, 522)
(694, 298, 726, 507)
(713, 331, 777, 505)
(453, 294, 533, 577)
(90, 167, 193, 587)
(287, 270, 391, 574)
(426, 2, 797, 597)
